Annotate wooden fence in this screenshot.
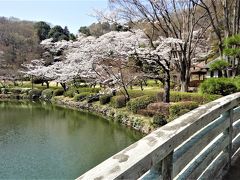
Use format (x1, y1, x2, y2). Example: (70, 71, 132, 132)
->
(77, 92, 240, 180)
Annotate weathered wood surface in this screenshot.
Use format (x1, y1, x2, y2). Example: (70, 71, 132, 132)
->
(198, 152, 228, 180)
(77, 93, 240, 180)
(173, 115, 229, 176)
(233, 106, 240, 122)
(176, 134, 229, 179)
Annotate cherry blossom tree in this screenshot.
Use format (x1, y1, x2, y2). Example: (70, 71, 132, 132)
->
(89, 30, 147, 100)
(132, 37, 184, 103)
(103, 0, 211, 91)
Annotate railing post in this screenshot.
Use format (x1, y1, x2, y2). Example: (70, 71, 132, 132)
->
(223, 108, 233, 170)
(143, 162, 162, 180)
(162, 151, 173, 180)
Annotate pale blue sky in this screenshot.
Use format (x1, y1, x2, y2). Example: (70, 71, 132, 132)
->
(0, 0, 109, 33)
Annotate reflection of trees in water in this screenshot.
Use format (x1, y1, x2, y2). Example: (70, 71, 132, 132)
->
(0, 100, 142, 146)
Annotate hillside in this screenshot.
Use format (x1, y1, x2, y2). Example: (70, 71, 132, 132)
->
(0, 17, 42, 79)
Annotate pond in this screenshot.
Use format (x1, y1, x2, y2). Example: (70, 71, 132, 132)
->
(0, 101, 142, 179)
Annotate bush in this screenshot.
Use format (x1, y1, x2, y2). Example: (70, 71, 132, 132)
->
(232, 76, 240, 91)
(169, 91, 221, 104)
(87, 94, 99, 103)
(137, 109, 157, 117)
(10, 88, 22, 94)
(152, 115, 167, 126)
(209, 60, 230, 71)
(20, 88, 31, 94)
(199, 78, 237, 96)
(41, 89, 53, 100)
(64, 89, 76, 98)
(53, 89, 64, 96)
(147, 102, 170, 116)
(29, 89, 42, 99)
(1, 88, 9, 94)
(110, 95, 127, 108)
(115, 112, 127, 123)
(127, 95, 156, 113)
(169, 101, 198, 120)
(99, 94, 112, 105)
(78, 87, 101, 93)
(74, 92, 92, 102)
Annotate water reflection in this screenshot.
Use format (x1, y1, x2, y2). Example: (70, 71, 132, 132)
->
(0, 100, 142, 179)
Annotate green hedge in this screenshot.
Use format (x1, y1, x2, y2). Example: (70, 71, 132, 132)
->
(110, 95, 126, 108)
(99, 94, 112, 105)
(169, 101, 198, 120)
(156, 91, 221, 104)
(1, 88, 10, 94)
(74, 92, 92, 102)
(127, 95, 156, 113)
(41, 89, 53, 100)
(53, 89, 64, 96)
(169, 91, 221, 104)
(29, 89, 42, 99)
(64, 89, 76, 98)
(199, 78, 237, 96)
(152, 114, 167, 126)
(77, 87, 101, 93)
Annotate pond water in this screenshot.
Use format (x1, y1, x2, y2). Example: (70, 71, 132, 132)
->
(0, 101, 142, 179)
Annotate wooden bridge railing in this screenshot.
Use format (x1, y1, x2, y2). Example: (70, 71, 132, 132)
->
(77, 92, 240, 180)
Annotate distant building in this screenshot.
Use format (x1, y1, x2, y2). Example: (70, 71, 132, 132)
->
(191, 57, 231, 80)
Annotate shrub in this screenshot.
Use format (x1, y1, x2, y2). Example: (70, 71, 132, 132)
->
(169, 101, 198, 120)
(115, 112, 127, 123)
(78, 87, 101, 93)
(152, 115, 167, 126)
(137, 109, 157, 117)
(1, 88, 9, 94)
(209, 60, 230, 71)
(127, 95, 156, 113)
(199, 78, 237, 96)
(41, 89, 53, 100)
(99, 94, 112, 105)
(53, 89, 64, 96)
(74, 92, 92, 101)
(156, 91, 164, 102)
(87, 94, 99, 103)
(169, 91, 221, 104)
(20, 88, 31, 94)
(147, 102, 170, 116)
(232, 76, 240, 91)
(29, 89, 42, 99)
(10, 88, 22, 94)
(64, 89, 76, 98)
(110, 95, 127, 108)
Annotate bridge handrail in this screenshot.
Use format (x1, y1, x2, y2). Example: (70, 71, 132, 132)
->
(77, 92, 240, 180)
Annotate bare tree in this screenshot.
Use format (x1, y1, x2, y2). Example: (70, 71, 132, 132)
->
(190, 0, 240, 55)
(108, 0, 210, 92)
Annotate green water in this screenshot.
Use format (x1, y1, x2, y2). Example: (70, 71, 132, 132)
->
(0, 101, 142, 179)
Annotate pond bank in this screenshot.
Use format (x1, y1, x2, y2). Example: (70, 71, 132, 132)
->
(52, 96, 153, 134)
(0, 93, 153, 134)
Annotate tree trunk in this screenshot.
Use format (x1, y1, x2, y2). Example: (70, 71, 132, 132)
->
(180, 69, 190, 92)
(180, 80, 188, 92)
(163, 71, 170, 103)
(46, 81, 49, 88)
(60, 83, 67, 91)
(31, 75, 33, 90)
(140, 81, 144, 91)
(123, 85, 130, 101)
